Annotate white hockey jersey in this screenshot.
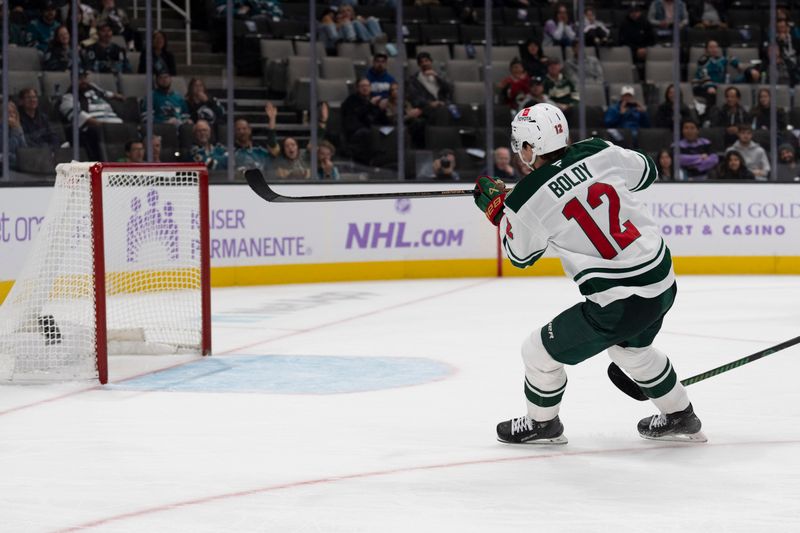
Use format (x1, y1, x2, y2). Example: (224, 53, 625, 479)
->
(502, 137, 671, 307)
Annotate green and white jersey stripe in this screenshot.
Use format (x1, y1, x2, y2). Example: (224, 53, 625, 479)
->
(501, 137, 668, 307)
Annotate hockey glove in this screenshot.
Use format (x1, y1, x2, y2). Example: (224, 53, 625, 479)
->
(473, 176, 507, 226)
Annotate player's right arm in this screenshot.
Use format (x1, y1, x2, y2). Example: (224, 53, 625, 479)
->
(609, 144, 658, 192)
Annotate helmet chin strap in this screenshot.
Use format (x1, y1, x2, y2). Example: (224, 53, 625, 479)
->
(520, 150, 537, 171)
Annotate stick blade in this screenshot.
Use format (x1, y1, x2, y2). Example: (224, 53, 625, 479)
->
(607, 363, 648, 401)
(244, 168, 283, 202)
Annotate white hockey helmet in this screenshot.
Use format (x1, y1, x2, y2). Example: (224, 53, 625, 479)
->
(510, 103, 569, 164)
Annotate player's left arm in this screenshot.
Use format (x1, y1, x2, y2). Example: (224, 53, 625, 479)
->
(610, 145, 658, 192)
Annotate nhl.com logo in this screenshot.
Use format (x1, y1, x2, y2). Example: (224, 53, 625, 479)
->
(126, 189, 179, 263)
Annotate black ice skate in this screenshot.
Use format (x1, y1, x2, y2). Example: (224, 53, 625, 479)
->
(497, 415, 568, 445)
(638, 403, 707, 443)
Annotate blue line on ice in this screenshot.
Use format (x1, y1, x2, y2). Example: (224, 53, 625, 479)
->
(108, 355, 453, 394)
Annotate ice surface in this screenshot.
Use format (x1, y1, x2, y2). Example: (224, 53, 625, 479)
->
(1, 276, 799, 532)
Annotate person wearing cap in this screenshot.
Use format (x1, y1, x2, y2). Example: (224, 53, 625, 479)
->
(26, 2, 61, 52)
(58, 70, 124, 161)
(82, 21, 132, 74)
(604, 85, 650, 136)
(407, 52, 455, 123)
(366, 53, 396, 100)
(518, 76, 553, 108)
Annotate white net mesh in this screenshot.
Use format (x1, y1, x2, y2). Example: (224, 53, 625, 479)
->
(0, 163, 207, 382)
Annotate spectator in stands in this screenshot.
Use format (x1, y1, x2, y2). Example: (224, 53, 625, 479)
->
(618, 4, 655, 81)
(275, 137, 311, 180)
(774, 19, 800, 86)
(83, 22, 132, 74)
(693, 40, 759, 107)
(407, 52, 456, 121)
(648, 0, 688, 41)
(138, 30, 176, 76)
(490, 147, 518, 181)
(654, 84, 695, 129)
(3, 102, 27, 170)
(498, 58, 531, 111)
(213, 0, 282, 20)
(710, 86, 749, 146)
(366, 53, 396, 99)
(750, 88, 788, 132)
(151, 134, 163, 162)
(777, 143, 800, 181)
(339, 4, 386, 44)
(8, 4, 30, 47)
(421, 149, 460, 180)
(118, 140, 145, 163)
(520, 39, 547, 80)
(146, 72, 192, 126)
(43, 25, 73, 71)
(59, 70, 123, 161)
(583, 7, 610, 47)
(234, 118, 280, 175)
(543, 3, 576, 47)
(185, 78, 226, 128)
(27, 1, 61, 52)
(98, 0, 139, 52)
(383, 82, 425, 148)
(518, 77, 552, 109)
(17, 88, 60, 153)
(190, 119, 228, 170)
(543, 58, 578, 121)
(342, 77, 389, 163)
(726, 124, 770, 180)
(676, 118, 718, 180)
(319, 5, 385, 50)
(689, 1, 725, 29)
(604, 85, 650, 137)
(564, 40, 604, 84)
(317, 140, 340, 180)
(709, 150, 755, 180)
(656, 149, 686, 181)
(65, 2, 99, 47)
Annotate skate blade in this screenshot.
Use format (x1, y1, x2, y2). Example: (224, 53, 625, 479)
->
(497, 434, 569, 445)
(640, 431, 707, 443)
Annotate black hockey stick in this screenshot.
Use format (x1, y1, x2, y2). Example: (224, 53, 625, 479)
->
(608, 334, 800, 401)
(244, 169, 479, 202)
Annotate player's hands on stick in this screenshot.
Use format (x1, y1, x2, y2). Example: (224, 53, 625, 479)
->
(473, 176, 507, 226)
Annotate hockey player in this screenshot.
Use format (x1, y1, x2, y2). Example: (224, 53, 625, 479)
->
(473, 103, 706, 444)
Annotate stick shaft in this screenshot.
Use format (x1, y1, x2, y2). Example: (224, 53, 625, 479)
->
(245, 169, 477, 202)
(608, 334, 800, 401)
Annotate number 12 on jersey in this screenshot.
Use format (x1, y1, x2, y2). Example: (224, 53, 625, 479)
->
(562, 182, 641, 260)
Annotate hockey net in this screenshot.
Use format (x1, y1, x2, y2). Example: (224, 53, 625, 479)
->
(0, 162, 211, 384)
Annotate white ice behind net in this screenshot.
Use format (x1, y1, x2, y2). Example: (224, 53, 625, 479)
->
(0, 163, 204, 382)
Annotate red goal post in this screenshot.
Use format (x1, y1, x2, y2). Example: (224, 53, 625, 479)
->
(0, 162, 211, 384)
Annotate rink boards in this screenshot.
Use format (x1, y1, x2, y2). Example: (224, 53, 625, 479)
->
(1, 182, 799, 301)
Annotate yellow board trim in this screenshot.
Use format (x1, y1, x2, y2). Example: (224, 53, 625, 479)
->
(2, 256, 799, 303)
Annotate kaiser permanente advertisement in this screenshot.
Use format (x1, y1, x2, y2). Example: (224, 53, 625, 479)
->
(1, 183, 799, 293)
